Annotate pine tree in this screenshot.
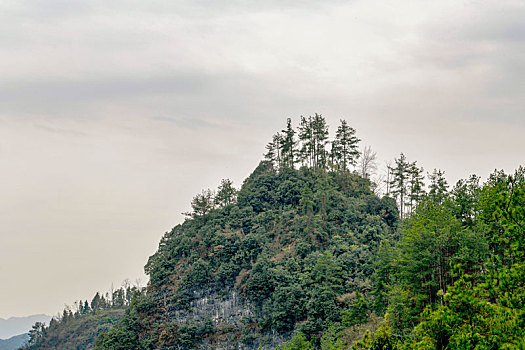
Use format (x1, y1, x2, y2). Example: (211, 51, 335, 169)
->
(329, 139, 341, 170)
(298, 116, 314, 167)
(311, 114, 329, 169)
(91, 292, 102, 312)
(390, 153, 410, 219)
(407, 161, 425, 214)
(28, 322, 45, 346)
(428, 169, 449, 203)
(186, 189, 215, 217)
(83, 300, 90, 314)
(280, 118, 297, 168)
(215, 179, 237, 207)
(265, 132, 283, 168)
(333, 119, 360, 171)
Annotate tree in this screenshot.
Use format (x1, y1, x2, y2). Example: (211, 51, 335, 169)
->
(298, 116, 314, 167)
(332, 119, 360, 171)
(451, 175, 480, 227)
(358, 145, 377, 179)
(428, 169, 449, 203)
(407, 161, 425, 214)
(311, 114, 329, 169)
(341, 291, 369, 326)
(276, 332, 314, 350)
(186, 189, 215, 217)
(389, 154, 410, 219)
(265, 132, 283, 167)
(185, 258, 211, 288)
(351, 325, 398, 350)
(417, 264, 525, 349)
(113, 288, 125, 308)
(83, 300, 90, 314)
(299, 184, 315, 216)
(91, 292, 102, 312)
(388, 199, 488, 335)
(280, 118, 297, 168)
(215, 179, 237, 207)
(320, 323, 345, 350)
(28, 322, 45, 346)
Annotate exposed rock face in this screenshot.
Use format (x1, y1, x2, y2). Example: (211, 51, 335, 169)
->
(166, 288, 288, 349)
(169, 289, 253, 327)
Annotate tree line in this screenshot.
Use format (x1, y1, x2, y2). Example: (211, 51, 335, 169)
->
(26, 281, 142, 348)
(265, 114, 361, 172)
(387, 153, 449, 219)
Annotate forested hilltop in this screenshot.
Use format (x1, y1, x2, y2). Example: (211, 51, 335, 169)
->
(26, 115, 524, 349)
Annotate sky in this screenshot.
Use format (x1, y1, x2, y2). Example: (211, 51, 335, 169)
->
(0, 0, 524, 319)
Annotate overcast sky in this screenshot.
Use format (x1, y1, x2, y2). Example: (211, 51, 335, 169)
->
(1, 0, 524, 319)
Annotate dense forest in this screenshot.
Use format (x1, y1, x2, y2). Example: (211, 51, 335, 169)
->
(26, 115, 524, 349)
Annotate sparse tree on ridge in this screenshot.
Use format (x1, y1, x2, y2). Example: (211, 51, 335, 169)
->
(407, 161, 425, 214)
(428, 169, 449, 203)
(298, 116, 314, 167)
(280, 118, 297, 168)
(264, 115, 361, 173)
(358, 145, 377, 179)
(265, 132, 283, 167)
(311, 114, 329, 169)
(83, 300, 90, 314)
(28, 322, 46, 345)
(332, 119, 360, 171)
(187, 189, 215, 217)
(215, 179, 237, 207)
(389, 153, 410, 219)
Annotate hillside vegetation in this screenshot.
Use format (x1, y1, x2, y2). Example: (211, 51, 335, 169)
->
(26, 115, 525, 349)
(24, 286, 136, 350)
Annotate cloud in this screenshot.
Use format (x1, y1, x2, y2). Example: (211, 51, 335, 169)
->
(151, 115, 215, 130)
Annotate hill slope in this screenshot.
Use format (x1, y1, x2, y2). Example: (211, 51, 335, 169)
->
(96, 162, 398, 349)
(24, 309, 125, 350)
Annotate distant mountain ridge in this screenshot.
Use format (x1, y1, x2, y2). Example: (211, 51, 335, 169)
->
(0, 314, 51, 340)
(0, 333, 29, 350)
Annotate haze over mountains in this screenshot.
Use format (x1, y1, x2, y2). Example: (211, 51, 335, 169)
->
(0, 314, 51, 340)
(0, 334, 29, 350)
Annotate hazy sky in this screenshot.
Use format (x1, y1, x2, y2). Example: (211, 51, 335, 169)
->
(1, 0, 524, 319)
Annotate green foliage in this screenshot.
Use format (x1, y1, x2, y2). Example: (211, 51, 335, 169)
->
(414, 169, 525, 349)
(351, 325, 398, 350)
(342, 291, 369, 327)
(320, 323, 345, 350)
(416, 264, 525, 349)
(384, 198, 488, 336)
(276, 332, 314, 350)
(184, 258, 212, 288)
(215, 178, 238, 207)
(187, 188, 215, 217)
(428, 169, 449, 204)
(352, 167, 525, 349)
(331, 119, 360, 171)
(25, 285, 138, 350)
(25, 309, 125, 350)
(101, 146, 393, 348)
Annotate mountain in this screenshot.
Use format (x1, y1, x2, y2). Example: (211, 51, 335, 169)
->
(0, 315, 51, 340)
(0, 333, 29, 350)
(94, 161, 398, 349)
(23, 117, 525, 349)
